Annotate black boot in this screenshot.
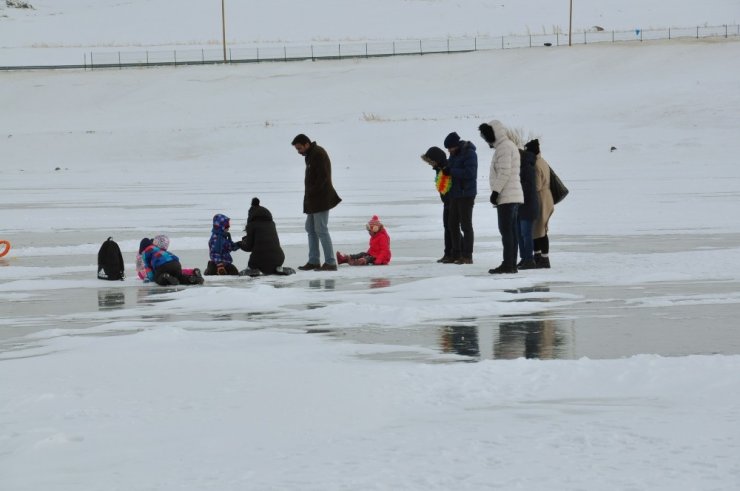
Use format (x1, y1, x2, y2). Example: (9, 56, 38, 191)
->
(488, 263, 518, 274)
(535, 255, 550, 269)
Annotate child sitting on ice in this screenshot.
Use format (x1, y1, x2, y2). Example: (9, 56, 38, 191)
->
(336, 215, 391, 266)
(139, 238, 203, 286)
(137, 235, 203, 284)
(205, 213, 241, 275)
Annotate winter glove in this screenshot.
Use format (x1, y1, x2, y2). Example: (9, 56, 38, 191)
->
(490, 191, 499, 206)
(216, 264, 227, 275)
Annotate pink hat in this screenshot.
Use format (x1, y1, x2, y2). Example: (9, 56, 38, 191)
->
(367, 215, 383, 229)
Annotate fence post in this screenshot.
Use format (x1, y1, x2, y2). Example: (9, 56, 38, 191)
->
(257, 47, 260, 62)
(584, 31, 587, 44)
(229, 48, 232, 63)
(339, 43, 341, 59)
(146, 51, 149, 65)
(612, 30, 615, 43)
(447, 38, 450, 54)
(419, 39, 423, 55)
(393, 41, 395, 55)
(311, 45, 314, 61)
(284, 46, 287, 62)
(174, 50, 177, 66)
(118, 51, 121, 69)
(202, 49, 205, 64)
(725, 24, 728, 38)
(501, 35, 504, 49)
(475, 37, 477, 51)
(668, 27, 671, 40)
(84, 52, 87, 71)
(365, 43, 368, 58)
(529, 35, 532, 48)
(556, 32, 559, 46)
(696, 26, 699, 39)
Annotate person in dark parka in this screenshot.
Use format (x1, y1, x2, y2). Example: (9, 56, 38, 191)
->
(238, 198, 287, 275)
(421, 146, 452, 263)
(517, 148, 541, 269)
(291, 134, 342, 271)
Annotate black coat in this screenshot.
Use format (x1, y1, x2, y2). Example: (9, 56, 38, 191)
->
(239, 205, 285, 274)
(518, 149, 541, 221)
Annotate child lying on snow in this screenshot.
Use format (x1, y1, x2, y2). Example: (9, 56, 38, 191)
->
(138, 237, 204, 286)
(136, 235, 203, 283)
(336, 215, 391, 266)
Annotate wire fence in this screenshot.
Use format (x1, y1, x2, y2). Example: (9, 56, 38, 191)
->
(2, 23, 738, 71)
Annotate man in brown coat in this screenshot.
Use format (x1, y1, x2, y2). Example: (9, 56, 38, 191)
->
(291, 134, 342, 271)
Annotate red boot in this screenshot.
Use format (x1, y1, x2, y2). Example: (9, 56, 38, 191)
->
(336, 251, 348, 265)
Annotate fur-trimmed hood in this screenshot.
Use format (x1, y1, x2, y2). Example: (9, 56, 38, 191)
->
(488, 120, 511, 149)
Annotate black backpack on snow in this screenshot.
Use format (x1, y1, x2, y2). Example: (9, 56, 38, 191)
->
(97, 237, 125, 281)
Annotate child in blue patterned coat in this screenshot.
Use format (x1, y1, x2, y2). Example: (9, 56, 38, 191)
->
(205, 213, 241, 275)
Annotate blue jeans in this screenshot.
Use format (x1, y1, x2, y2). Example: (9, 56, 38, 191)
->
(497, 203, 519, 269)
(517, 217, 534, 262)
(305, 211, 335, 265)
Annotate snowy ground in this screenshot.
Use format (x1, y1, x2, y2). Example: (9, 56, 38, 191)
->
(2, 1, 740, 490)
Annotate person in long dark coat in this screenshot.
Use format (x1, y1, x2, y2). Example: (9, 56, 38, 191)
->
(291, 133, 342, 271)
(238, 198, 287, 275)
(517, 148, 540, 269)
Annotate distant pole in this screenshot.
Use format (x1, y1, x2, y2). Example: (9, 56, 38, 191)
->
(568, 0, 573, 46)
(221, 0, 227, 62)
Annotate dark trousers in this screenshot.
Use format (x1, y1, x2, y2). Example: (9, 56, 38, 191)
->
(204, 261, 239, 276)
(155, 261, 185, 285)
(534, 235, 550, 255)
(448, 196, 475, 259)
(442, 201, 451, 257)
(517, 216, 535, 262)
(497, 203, 519, 268)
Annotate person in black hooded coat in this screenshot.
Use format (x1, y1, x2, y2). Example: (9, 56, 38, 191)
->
(238, 198, 286, 275)
(517, 148, 540, 269)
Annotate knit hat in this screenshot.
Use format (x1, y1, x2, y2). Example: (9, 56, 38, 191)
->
(421, 146, 447, 167)
(139, 238, 153, 254)
(443, 132, 461, 149)
(152, 234, 170, 251)
(367, 215, 383, 229)
(525, 139, 540, 155)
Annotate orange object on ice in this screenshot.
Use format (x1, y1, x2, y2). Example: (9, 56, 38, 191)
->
(0, 240, 10, 258)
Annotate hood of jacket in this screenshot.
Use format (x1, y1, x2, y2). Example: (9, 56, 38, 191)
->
(488, 120, 510, 149)
(248, 205, 273, 224)
(212, 213, 230, 233)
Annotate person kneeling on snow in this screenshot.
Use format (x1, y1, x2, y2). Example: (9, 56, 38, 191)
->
(139, 238, 202, 286)
(205, 213, 241, 275)
(236, 197, 295, 277)
(336, 215, 391, 266)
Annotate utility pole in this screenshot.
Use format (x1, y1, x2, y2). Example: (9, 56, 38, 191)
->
(568, 0, 573, 46)
(221, 0, 227, 62)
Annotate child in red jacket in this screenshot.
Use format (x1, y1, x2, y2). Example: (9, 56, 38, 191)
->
(336, 215, 391, 266)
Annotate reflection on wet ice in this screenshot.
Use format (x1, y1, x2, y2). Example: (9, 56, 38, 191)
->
(97, 289, 125, 310)
(439, 317, 572, 361)
(309, 279, 335, 290)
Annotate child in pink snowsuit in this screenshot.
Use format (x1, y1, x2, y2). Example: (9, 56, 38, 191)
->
(336, 215, 392, 266)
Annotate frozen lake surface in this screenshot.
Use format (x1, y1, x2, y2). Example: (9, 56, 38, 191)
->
(3, 232, 739, 361)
